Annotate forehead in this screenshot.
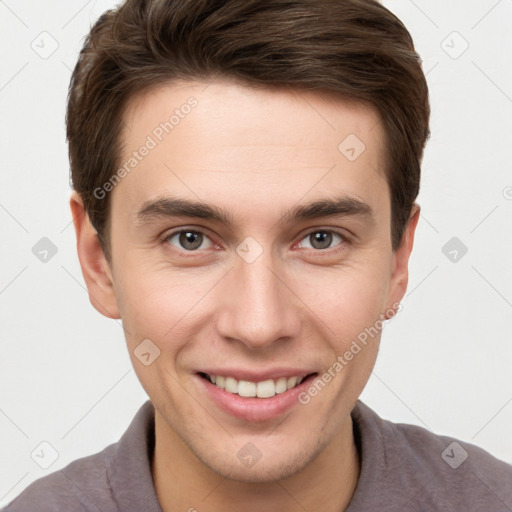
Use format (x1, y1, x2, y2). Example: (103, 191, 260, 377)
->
(122, 78, 385, 155)
(112, 79, 389, 225)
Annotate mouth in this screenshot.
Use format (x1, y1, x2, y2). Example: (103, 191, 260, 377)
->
(198, 372, 312, 398)
(196, 371, 318, 422)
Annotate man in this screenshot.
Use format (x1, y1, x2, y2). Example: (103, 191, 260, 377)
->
(4, 0, 511, 510)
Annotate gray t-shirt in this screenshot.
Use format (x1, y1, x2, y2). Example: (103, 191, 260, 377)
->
(3, 399, 512, 511)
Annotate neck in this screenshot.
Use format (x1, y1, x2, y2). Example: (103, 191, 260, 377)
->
(152, 411, 360, 512)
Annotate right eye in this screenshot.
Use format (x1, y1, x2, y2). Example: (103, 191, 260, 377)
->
(163, 229, 215, 252)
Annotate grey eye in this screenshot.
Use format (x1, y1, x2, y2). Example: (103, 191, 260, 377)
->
(299, 231, 343, 250)
(167, 230, 213, 251)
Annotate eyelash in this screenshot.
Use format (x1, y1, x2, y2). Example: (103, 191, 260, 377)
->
(160, 227, 350, 257)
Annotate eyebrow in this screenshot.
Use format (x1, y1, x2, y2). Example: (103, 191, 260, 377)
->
(136, 194, 375, 227)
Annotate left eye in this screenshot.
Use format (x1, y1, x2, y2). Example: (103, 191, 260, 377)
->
(298, 230, 345, 250)
(165, 230, 214, 251)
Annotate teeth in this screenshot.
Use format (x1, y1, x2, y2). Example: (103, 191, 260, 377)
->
(257, 379, 275, 398)
(238, 380, 256, 397)
(287, 376, 298, 389)
(206, 374, 306, 398)
(275, 377, 287, 394)
(225, 377, 238, 394)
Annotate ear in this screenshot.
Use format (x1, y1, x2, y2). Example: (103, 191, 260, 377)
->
(384, 204, 420, 318)
(70, 192, 120, 319)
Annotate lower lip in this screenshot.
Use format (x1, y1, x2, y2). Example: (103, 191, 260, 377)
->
(196, 373, 317, 422)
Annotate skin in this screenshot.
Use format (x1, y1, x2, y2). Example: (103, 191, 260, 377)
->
(71, 79, 419, 512)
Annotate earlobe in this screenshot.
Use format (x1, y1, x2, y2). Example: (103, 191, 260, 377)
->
(385, 204, 421, 318)
(70, 192, 121, 319)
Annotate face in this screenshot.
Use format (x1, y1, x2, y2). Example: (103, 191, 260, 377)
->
(73, 79, 417, 483)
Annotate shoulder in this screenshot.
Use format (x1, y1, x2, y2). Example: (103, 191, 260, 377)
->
(2, 444, 117, 512)
(350, 400, 512, 511)
(2, 400, 158, 512)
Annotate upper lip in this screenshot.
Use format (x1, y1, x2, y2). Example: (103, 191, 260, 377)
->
(197, 368, 317, 382)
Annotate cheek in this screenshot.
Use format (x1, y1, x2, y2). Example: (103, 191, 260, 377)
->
(298, 260, 390, 341)
(115, 270, 201, 393)
(114, 264, 220, 346)
(293, 267, 388, 424)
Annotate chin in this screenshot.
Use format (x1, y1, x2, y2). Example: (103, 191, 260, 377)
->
(209, 455, 312, 484)
(190, 435, 323, 484)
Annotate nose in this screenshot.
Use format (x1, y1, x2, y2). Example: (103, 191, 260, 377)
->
(215, 242, 302, 350)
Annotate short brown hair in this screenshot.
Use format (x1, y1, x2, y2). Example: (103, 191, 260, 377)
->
(67, 0, 430, 259)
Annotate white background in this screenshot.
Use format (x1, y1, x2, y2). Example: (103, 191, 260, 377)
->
(1, 0, 511, 506)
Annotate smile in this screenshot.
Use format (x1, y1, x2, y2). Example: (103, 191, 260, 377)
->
(200, 373, 305, 398)
(197, 371, 318, 421)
